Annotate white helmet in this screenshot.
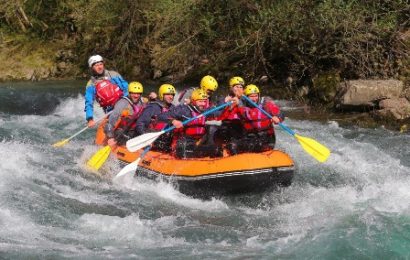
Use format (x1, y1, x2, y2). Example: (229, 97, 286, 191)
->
(88, 55, 104, 68)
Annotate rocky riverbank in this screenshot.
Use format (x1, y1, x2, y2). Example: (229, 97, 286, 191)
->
(0, 35, 81, 81)
(333, 80, 410, 130)
(0, 37, 408, 132)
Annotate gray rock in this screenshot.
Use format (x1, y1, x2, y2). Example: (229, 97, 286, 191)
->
(376, 98, 410, 120)
(335, 79, 404, 109)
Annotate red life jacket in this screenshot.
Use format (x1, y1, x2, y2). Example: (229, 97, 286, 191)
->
(116, 97, 146, 130)
(183, 106, 206, 139)
(95, 80, 123, 108)
(239, 105, 274, 135)
(217, 105, 241, 126)
(225, 108, 240, 120)
(149, 102, 171, 131)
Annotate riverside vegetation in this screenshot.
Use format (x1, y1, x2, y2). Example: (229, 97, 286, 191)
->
(1, 0, 409, 127)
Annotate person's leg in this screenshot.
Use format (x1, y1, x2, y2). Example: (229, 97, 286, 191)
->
(152, 133, 173, 152)
(194, 143, 222, 158)
(257, 132, 275, 151)
(175, 137, 196, 158)
(213, 124, 230, 145)
(202, 125, 218, 145)
(228, 134, 260, 154)
(226, 138, 239, 155)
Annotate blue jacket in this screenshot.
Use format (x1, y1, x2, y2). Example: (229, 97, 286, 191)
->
(157, 104, 195, 122)
(84, 70, 129, 121)
(135, 101, 174, 135)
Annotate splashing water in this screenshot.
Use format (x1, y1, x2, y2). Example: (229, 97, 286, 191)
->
(0, 81, 409, 258)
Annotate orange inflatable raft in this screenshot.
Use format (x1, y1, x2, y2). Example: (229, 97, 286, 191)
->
(115, 146, 294, 197)
(97, 123, 295, 197)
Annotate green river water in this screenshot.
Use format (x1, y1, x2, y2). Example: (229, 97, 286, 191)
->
(0, 80, 409, 259)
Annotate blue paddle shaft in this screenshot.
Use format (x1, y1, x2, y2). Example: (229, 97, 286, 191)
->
(241, 95, 295, 136)
(162, 101, 232, 133)
(140, 145, 151, 158)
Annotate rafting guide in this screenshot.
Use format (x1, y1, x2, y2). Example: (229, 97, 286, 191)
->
(84, 54, 129, 128)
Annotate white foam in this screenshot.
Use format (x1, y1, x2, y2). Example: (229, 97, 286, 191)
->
(76, 213, 186, 248)
(2, 90, 410, 257)
(0, 208, 39, 239)
(237, 118, 410, 251)
(0, 140, 39, 180)
(115, 176, 230, 212)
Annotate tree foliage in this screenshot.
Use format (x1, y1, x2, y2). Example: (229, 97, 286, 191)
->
(0, 0, 408, 94)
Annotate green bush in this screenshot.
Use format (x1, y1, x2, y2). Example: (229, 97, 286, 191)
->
(0, 0, 408, 96)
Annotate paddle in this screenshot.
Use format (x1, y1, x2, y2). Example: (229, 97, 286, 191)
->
(85, 106, 149, 171)
(114, 145, 151, 179)
(242, 95, 330, 163)
(52, 112, 112, 147)
(126, 101, 232, 152)
(86, 145, 111, 171)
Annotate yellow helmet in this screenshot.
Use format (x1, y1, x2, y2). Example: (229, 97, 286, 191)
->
(244, 84, 260, 96)
(229, 76, 245, 87)
(200, 75, 218, 92)
(128, 81, 143, 93)
(158, 84, 176, 100)
(191, 88, 208, 101)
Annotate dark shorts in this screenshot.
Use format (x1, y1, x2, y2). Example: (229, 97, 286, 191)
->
(175, 136, 222, 159)
(227, 132, 275, 155)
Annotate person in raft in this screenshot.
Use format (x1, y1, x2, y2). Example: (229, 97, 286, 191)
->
(135, 84, 176, 152)
(84, 54, 129, 128)
(177, 75, 219, 106)
(223, 84, 284, 155)
(157, 88, 222, 158)
(103, 81, 153, 149)
(213, 76, 246, 146)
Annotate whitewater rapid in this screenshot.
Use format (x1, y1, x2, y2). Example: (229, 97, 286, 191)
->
(0, 81, 409, 258)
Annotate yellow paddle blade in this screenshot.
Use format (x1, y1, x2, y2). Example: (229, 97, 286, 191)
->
(52, 139, 69, 147)
(295, 134, 330, 163)
(86, 146, 112, 171)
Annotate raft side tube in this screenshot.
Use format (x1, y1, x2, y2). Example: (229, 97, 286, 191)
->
(114, 146, 294, 198)
(133, 164, 294, 198)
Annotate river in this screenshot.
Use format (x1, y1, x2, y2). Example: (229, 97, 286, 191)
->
(0, 80, 409, 259)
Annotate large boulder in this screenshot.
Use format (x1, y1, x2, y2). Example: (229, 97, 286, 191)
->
(335, 80, 404, 110)
(374, 98, 410, 120)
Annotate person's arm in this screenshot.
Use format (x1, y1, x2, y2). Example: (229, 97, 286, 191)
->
(156, 105, 185, 121)
(157, 105, 191, 128)
(264, 99, 284, 123)
(135, 104, 158, 135)
(84, 83, 96, 123)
